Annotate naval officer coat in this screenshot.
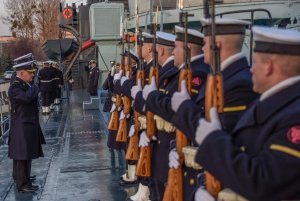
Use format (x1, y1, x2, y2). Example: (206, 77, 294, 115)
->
(8, 77, 45, 160)
(196, 80, 300, 201)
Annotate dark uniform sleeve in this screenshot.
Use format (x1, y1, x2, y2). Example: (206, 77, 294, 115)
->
(195, 124, 300, 201)
(171, 99, 203, 140)
(113, 80, 123, 95)
(9, 84, 39, 104)
(133, 91, 145, 115)
(121, 79, 134, 98)
(102, 76, 109, 90)
(146, 90, 174, 122)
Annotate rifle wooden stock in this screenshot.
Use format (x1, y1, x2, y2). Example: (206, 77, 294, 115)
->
(205, 75, 224, 120)
(108, 110, 119, 131)
(136, 146, 151, 176)
(204, 74, 224, 198)
(126, 70, 145, 161)
(163, 168, 184, 201)
(116, 118, 128, 142)
(125, 111, 140, 160)
(163, 69, 191, 201)
(108, 95, 122, 130)
(146, 67, 159, 139)
(136, 67, 158, 177)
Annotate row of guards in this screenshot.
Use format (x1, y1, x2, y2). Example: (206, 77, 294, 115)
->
(102, 0, 300, 201)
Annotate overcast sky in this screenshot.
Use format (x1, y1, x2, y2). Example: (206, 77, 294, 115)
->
(0, 0, 10, 36)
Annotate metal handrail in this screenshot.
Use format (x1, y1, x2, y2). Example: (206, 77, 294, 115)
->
(0, 98, 10, 145)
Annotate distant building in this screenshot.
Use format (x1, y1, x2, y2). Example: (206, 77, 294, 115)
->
(0, 36, 17, 56)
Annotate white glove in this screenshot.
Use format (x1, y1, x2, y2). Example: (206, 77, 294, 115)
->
(131, 79, 142, 99)
(171, 80, 191, 112)
(195, 107, 221, 145)
(128, 125, 135, 137)
(110, 103, 116, 112)
(143, 76, 157, 100)
(113, 70, 123, 82)
(138, 131, 150, 147)
(194, 188, 215, 201)
(121, 71, 130, 86)
(119, 110, 125, 120)
(169, 149, 179, 169)
(110, 67, 115, 76)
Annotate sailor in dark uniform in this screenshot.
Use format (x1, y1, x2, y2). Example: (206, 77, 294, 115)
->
(169, 18, 258, 201)
(87, 60, 100, 97)
(8, 61, 45, 193)
(108, 50, 139, 187)
(193, 26, 300, 201)
(139, 26, 210, 201)
(52, 62, 63, 105)
(136, 31, 178, 201)
(117, 33, 155, 200)
(38, 61, 56, 114)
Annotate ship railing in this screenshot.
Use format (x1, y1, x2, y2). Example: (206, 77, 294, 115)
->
(0, 98, 10, 145)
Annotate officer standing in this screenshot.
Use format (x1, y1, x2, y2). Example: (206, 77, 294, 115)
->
(87, 60, 100, 97)
(194, 26, 300, 201)
(8, 61, 45, 193)
(38, 61, 56, 115)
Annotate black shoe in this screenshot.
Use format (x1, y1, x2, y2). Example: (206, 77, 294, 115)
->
(29, 185, 39, 190)
(30, 175, 36, 179)
(119, 179, 138, 186)
(18, 187, 37, 193)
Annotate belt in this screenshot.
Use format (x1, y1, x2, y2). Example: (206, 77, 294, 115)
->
(182, 146, 202, 170)
(138, 115, 147, 130)
(154, 115, 175, 133)
(40, 79, 54, 83)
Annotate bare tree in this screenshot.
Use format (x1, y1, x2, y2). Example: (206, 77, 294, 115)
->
(2, 0, 60, 41)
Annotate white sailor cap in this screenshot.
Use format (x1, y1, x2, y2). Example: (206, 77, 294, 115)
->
(200, 18, 250, 36)
(122, 48, 139, 62)
(156, 32, 176, 47)
(252, 26, 300, 55)
(43, 60, 53, 65)
(142, 32, 154, 43)
(13, 61, 36, 72)
(175, 25, 204, 45)
(89, 59, 97, 64)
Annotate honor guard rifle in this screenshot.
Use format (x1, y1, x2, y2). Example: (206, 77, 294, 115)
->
(163, 12, 193, 201)
(136, 0, 159, 177)
(203, 0, 224, 198)
(116, 27, 133, 142)
(126, 10, 145, 161)
(107, 15, 127, 131)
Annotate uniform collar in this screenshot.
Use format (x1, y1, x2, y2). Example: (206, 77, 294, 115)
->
(221, 52, 245, 71)
(179, 54, 204, 70)
(191, 54, 204, 62)
(162, 56, 174, 68)
(146, 58, 153, 65)
(260, 76, 300, 101)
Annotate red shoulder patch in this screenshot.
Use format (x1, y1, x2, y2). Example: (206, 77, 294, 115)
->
(192, 77, 201, 86)
(287, 126, 300, 144)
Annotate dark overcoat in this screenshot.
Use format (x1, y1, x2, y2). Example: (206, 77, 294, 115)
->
(8, 77, 45, 160)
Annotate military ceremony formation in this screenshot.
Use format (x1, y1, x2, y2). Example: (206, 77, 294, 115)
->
(100, 11, 300, 201)
(1, 0, 300, 201)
